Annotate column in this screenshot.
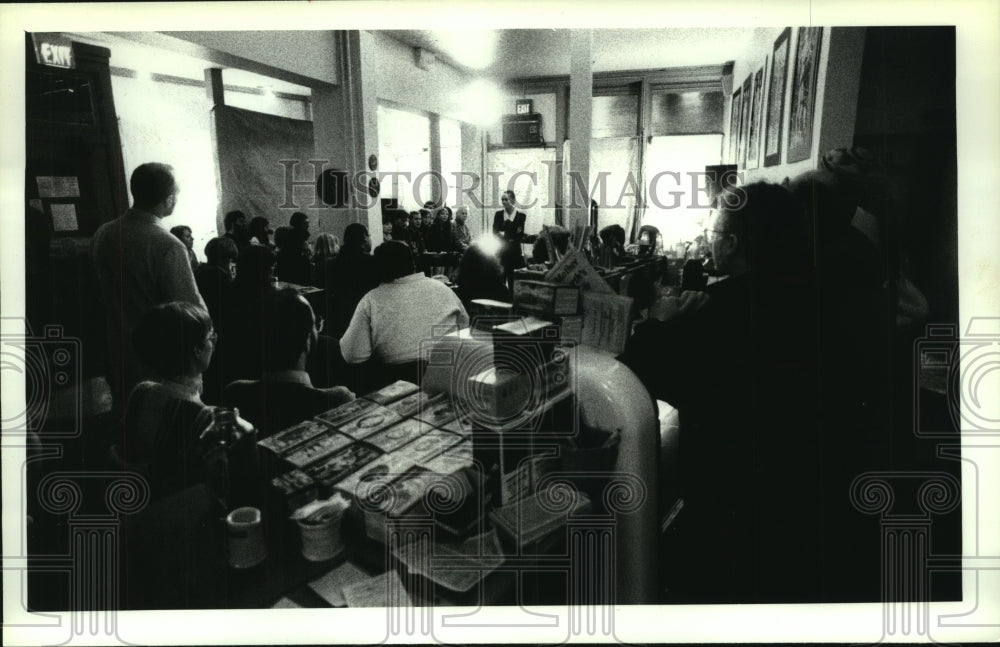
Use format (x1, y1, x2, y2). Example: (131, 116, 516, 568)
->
(567, 30, 593, 231)
(340, 30, 383, 245)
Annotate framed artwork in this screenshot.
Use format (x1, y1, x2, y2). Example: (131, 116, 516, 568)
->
(738, 74, 752, 168)
(764, 27, 791, 167)
(729, 87, 742, 164)
(787, 26, 824, 163)
(746, 62, 766, 170)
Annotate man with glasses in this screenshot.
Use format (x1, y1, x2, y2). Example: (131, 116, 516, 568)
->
(620, 182, 829, 603)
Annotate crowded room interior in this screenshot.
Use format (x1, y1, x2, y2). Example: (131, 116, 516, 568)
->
(15, 20, 979, 623)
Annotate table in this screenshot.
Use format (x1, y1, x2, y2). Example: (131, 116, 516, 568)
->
(117, 345, 660, 609)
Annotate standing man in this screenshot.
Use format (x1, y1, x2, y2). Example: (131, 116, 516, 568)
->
(451, 206, 472, 252)
(92, 163, 207, 415)
(492, 190, 527, 290)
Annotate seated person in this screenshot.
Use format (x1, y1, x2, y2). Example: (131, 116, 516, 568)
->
(311, 232, 340, 292)
(528, 225, 570, 267)
(389, 209, 411, 245)
(273, 226, 312, 285)
(224, 288, 355, 439)
(451, 206, 473, 252)
(248, 216, 273, 248)
(453, 244, 509, 311)
(328, 223, 380, 338)
(121, 302, 253, 501)
(220, 245, 278, 383)
(194, 237, 238, 329)
(169, 225, 199, 271)
(194, 236, 239, 403)
(424, 207, 452, 253)
(340, 241, 469, 386)
(595, 224, 627, 268)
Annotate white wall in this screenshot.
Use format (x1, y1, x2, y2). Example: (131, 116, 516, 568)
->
(364, 30, 478, 123)
(164, 31, 339, 85)
(363, 30, 489, 230)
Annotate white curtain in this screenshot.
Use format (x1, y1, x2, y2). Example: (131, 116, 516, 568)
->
(562, 137, 641, 236)
(485, 147, 559, 235)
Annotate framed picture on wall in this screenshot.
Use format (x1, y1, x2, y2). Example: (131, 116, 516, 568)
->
(746, 61, 766, 170)
(764, 27, 791, 167)
(729, 87, 742, 164)
(787, 26, 824, 163)
(738, 75, 752, 168)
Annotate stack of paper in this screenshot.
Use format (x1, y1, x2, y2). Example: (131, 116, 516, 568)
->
(341, 569, 413, 608)
(391, 529, 505, 593)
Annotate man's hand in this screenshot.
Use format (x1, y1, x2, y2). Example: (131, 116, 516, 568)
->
(648, 289, 710, 322)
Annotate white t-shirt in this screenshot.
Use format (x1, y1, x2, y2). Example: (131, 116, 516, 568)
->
(339, 273, 469, 365)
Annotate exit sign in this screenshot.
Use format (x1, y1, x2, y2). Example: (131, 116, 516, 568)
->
(32, 33, 75, 69)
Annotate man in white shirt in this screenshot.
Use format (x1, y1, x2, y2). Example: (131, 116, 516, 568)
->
(340, 241, 469, 366)
(92, 162, 206, 412)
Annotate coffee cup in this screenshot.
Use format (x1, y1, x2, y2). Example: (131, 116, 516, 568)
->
(226, 506, 267, 569)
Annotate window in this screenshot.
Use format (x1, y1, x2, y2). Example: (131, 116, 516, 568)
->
(377, 103, 431, 211)
(592, 92, 639, 138)
(650, 89, 725, 136)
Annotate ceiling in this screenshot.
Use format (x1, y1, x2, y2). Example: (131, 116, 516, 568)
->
(382, 29, 757, 81)
(64, 31, 313, 95)
(64, 28, 757, 93)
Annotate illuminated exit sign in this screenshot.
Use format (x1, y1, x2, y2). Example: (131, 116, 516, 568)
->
(32, 33, 75, 69)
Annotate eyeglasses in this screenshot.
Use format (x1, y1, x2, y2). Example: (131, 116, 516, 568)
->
(206, 331, 218, 344)
(314, 316, 325, 333)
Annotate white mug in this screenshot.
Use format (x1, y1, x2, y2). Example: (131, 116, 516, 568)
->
(226, 506, 267, 569)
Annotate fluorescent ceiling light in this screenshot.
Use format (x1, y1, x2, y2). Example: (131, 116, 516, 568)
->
(428, 30, 497, 71)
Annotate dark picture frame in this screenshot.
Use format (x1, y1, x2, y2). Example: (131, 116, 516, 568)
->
(746, 61, 766, 170)
(738, 74, 752, 167)
(764, 27, 790, 167)
(787, 26, 824, 163)
(729, 86, 742, 164)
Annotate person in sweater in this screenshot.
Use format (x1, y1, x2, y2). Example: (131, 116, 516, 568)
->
(340, 241, 468, 387)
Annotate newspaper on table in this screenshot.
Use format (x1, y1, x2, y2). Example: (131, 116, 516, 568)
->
(390, 528, 505, 593)
(544, 247, 615, 294)
(308, 561, 370, 607)
(341, 569, 413, 608)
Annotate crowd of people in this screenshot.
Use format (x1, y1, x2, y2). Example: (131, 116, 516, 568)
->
(92, 163, 515, 511)
(92, 148, 904, 603)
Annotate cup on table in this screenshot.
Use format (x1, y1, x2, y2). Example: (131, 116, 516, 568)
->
(226, 506, 267, 569)
(296, 498, 348, 562)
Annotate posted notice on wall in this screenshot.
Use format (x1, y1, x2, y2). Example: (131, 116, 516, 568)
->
(36, 176, 80, 199)
(50, 203, 79, 232)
